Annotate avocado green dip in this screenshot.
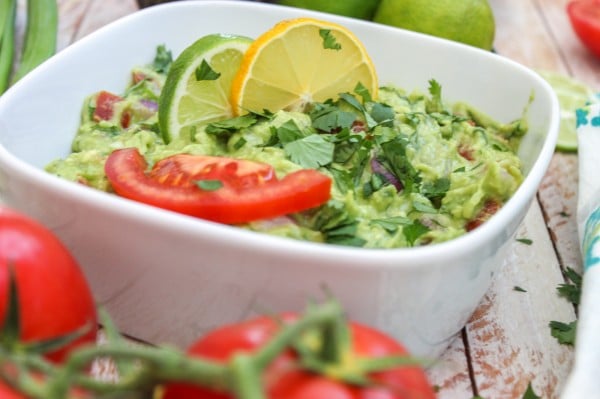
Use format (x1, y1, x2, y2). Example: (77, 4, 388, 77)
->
(46, 46, 527, 248)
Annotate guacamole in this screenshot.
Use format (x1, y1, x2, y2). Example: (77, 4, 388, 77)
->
(46, 49, 527, 249)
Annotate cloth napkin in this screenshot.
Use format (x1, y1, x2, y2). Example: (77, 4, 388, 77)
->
(561, 103, 600, 398)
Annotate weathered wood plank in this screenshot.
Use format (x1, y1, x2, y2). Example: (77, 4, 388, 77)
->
(74, 0, 138, 41)
(426, 335, 474, 398)
(468, 0, 580, 397)
(468, 201, 575, 399)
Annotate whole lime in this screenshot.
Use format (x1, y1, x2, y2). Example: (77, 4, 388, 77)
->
(372, 0, 496, 50)
(276, 0, 381, 20)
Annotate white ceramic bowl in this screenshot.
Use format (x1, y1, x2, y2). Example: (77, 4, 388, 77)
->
(0, 0, 558, 358)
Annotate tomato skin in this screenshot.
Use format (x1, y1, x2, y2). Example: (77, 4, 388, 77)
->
(465, 199, 500, 232)
(104, 148, 332, 224)
(161, 315, 436, 399)
(0, 207, 97, 363)
(94, 91, 122, 121)
(0, 381, 26, 399)
(567, 0, 600, 58)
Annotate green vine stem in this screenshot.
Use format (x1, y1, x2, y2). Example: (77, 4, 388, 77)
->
(0, 300, 351, 399)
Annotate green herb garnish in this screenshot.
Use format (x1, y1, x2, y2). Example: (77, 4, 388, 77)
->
(195, 59, 220, 81)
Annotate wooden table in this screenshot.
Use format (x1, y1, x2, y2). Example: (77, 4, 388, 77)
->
(12, 0, 599, 398)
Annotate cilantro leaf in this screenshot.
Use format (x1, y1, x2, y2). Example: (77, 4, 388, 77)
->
(319, 29, 342, 50)
(195, 60, 220, 81)
(403, 220, 430, 246)
(426, 79, 444, 113)
(521, 383, 541, 399)
(354, 82, 372, 103)
(513, 286, 527, 292)
(276, 119, 305, 144)
(369, 102, 395, 127)
(421, 177, 450, 208)
(380, 138, 421, 193)
(557, 267, 582, 305)
(153, 44, 173, 73)
(412, 201, 438, 214)
(516, 238, 533, 245)
(310, 104, 356, 132)
(339, 93, 378, 128)
(371, 216, 412, 234)
(549, 320, 576, 346)
(196, 180, 223, 191)
(284, 134, 334, 168)
(307, 200, 366, 247)
(205, 114, 258, 136)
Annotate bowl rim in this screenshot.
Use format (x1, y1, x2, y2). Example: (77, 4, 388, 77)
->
(0, 0, 560, 270)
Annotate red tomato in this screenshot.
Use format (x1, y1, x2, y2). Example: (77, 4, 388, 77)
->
(161, 315, 437, 399)
(567, 0, 600, 58)
(94, 91, 122, 121)
(0, 207, 97, 363)
(0, 381, 26, 399)
(104, 148, 332, 224)
(465, 199, 500, 231)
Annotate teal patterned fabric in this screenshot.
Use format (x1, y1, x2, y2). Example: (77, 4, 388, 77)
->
(578, 103, 600, 271)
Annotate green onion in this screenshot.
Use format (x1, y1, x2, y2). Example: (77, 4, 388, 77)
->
(10, 0, 58, 84)
(0, 0, 16, 93)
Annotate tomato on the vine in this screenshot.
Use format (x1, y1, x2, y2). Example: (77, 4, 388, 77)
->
(161, 314, 437, 399)
(0, 207, 98, 363)
(104, 148, 332, 224)
(567, 0, 600, 58)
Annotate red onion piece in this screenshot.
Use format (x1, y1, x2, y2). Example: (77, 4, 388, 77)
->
(371, 157, 403, 191)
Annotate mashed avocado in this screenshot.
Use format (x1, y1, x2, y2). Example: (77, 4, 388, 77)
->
(46, 49, 527, 249)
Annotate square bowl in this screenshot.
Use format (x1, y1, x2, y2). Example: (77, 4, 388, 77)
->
(0, 0, 558, 358)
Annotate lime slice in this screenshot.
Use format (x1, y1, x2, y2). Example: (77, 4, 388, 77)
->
(158, 34, 253, 143)
(539, 71, 599, 152)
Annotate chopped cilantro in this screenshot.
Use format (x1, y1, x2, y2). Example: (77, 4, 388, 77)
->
(354, 82, 372, 103)
(276, 119, 305, 144)
(205, 114, 258, 136)
(284, 134, 334, 168)
(513, 286, 527, 292)
(233, 137, 247, 150)
(196, 179, 223, 191)
(421, 177, 450, 208)
(310, 103, 356, 132)
(557, 267, 582, 305)
(516, 238, 533, 245)
(380, 138, 422, 193)
(371, 216, 412, 234)
(559, 211, 570, 217)
(426, 79, 444, 113)
(369, 102, 395, 127)
(521, 383, 541, 399)
(307, 200, 366, 247)
(152, 44, 173, 73)
(549, 320, 576, 346)
(319, 29, 341, 50)
(412, 201, 438, 214)
(549, 267, 581, 346)
(339, 92, 377, 128)
(403, 220, 430, 246)
(195, 59, 220, 81)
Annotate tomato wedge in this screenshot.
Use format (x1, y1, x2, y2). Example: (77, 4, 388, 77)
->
(104, 148, 332, 224)
(567, 0, 600, 58)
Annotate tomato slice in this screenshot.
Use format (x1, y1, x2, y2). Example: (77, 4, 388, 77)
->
(104, 148, 332, 224)
(567, 0, 600, 58)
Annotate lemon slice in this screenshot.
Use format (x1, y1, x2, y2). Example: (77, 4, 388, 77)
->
(539, 71, 599, 152)
(158, 34, 252, 142)
(230, 18, 378, 115)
